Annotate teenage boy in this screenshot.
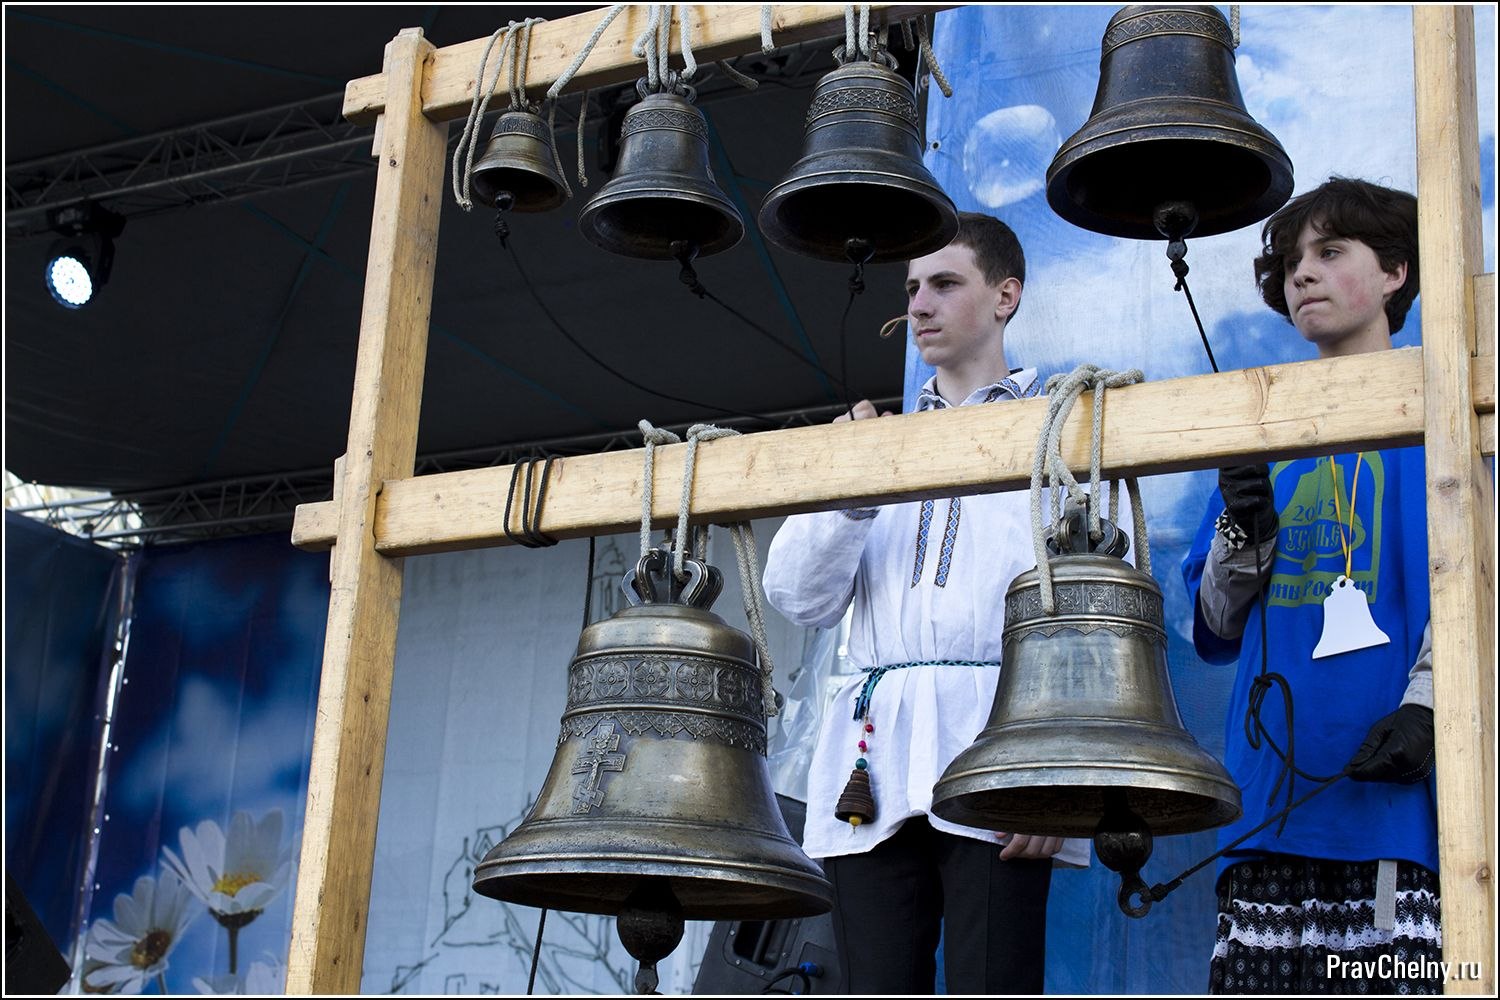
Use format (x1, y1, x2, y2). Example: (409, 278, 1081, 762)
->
(1182, 178, 1440, 994)
(763, 213, 1083, 995)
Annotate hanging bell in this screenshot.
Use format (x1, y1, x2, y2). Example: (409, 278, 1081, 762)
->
(470, 108, 570, 213)
(759, 54, 958, 263)
(473, 550, 831, 921)
(577, 83, 744, 260)
(930, 504, 1241, 839)
(1045, 5, 1294, 240)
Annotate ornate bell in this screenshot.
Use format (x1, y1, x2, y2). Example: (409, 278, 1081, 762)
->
(1045, 5, 1293, 240)
(470, 108, 570, 212)
(930, 506, 1241, 840)
(577, 85, 744, 259)
(760, 56, 958, 263)
(472, 550, 831, 921)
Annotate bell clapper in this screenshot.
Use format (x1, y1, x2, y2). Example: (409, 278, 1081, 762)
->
(844, 237, 875, 295)
(1093, 789, 1156, 918)
(617, 878, 685, 995)
(671, 240, 707, 299)
(1152, 200, 1221, 373)
(492, 191, 516, 247)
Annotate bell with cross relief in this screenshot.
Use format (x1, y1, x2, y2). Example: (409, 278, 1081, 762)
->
(472, 549, 831, 922)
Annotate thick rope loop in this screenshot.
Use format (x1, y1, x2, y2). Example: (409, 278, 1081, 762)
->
(1029, 365, 1147, 614)
(638, 420, 682, 557)
(914, 15, 954, 98)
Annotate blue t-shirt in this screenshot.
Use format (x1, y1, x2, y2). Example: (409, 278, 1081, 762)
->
(1181, 446, 1437, 873)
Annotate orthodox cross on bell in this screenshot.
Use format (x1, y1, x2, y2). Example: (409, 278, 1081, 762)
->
(571, 722, 627, 813)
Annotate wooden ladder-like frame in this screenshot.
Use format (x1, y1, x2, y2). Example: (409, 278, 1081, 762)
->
(285, 6, 1495, 993)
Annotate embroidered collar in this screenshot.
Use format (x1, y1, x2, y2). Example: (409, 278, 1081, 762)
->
(914, 368, 1041, 411)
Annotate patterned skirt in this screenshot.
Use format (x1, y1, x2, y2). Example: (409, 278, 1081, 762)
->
(1210, 855, 1442, 994)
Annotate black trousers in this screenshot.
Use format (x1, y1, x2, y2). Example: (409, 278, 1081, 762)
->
(822, 816, 1053, 995)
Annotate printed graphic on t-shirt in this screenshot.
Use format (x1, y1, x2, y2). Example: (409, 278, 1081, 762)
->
(1266, 453, 1384, 608)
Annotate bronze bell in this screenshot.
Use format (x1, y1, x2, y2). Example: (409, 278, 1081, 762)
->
(930, 506, 1241, 839)
(1046, 5, 1294, 240)
(472, 550, 831, 921)
(470, 108, 570, 212)
(760, 56, 958, 263)
(577, 86, 744, 260)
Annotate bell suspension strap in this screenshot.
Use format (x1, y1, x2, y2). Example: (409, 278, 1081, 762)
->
(664, 422, 781, 719)
(1029, 364, 1147, 613)
(637, 420, 683, 558)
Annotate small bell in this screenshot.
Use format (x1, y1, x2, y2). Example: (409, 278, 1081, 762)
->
(834, 767, 875, 826)
(470, 108, 570, 212)
(759, 54, 957, 263)
(577, 83, 744, 260)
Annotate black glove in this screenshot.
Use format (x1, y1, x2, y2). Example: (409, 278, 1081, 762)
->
(1347, 704, 1435, 783)
(1218, 464, 1278, 541)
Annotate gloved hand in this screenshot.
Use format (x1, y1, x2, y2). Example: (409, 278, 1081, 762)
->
(1347, 704, 1435, 783)
(1218, 464, 1278, 541)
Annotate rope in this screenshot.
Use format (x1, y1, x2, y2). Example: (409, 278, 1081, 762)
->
(1230, 5, 1241, 48)
(637, 420, 682, 557)
(761, 5, 776, 52)
(452, 24, 522, 211)
(1028, 365, 1147, 613)
(546, 4, 627, 102)
(672, 424, 738, 579)
(914, 15, 953, 98)
(543, 99, 574, 200)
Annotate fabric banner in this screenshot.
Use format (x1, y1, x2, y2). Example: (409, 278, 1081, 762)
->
(77, 533, 328, 994)
(5, 512, 125, 959)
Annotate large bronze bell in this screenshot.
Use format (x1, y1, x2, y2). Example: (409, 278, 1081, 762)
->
(759, 55, 958, 263)
(470, 108, 570, 212)
(577, 85, 744, 259)
(930, 506, 1240, 840)
(1046, 5, 1293, 240)
(472, 550, 831, 921)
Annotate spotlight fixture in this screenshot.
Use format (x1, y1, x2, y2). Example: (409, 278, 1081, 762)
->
(44, 203, 125, 309)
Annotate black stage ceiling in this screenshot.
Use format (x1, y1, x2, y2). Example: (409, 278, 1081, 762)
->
(4, 5, 911, 499)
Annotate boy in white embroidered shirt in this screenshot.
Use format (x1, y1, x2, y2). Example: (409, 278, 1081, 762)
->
(763, 213, 1080, 995)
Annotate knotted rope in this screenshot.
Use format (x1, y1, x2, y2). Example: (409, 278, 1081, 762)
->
(636, 420, 781, 718)
(1029, 365, 1149, 614)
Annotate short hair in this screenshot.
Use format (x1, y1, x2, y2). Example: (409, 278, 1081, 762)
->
(951, 211, 1026, 318)
(1253, 177, 1419, 334)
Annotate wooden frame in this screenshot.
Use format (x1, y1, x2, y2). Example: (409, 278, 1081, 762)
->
(286, 6, 1495, 993)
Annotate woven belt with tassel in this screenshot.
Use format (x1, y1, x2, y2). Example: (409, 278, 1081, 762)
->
(835, 660, 1002, 826)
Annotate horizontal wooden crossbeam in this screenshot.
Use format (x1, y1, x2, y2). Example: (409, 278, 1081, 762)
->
(343, 4, 949, 126)
(292, 347, 1495, 557)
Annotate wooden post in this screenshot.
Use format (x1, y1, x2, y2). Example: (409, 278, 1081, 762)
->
(285, 28, 446, 994)
(1412, 7, 1496, 993)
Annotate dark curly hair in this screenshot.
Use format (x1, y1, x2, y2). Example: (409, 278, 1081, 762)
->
(1253, 177, 1419, 334)
(952, 211, 1026, 319)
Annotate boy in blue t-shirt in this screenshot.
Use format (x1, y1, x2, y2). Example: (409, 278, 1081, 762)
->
(1181, 178, 1440, 994)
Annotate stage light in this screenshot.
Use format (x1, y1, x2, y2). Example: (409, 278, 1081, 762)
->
(43, 203, 124, 310)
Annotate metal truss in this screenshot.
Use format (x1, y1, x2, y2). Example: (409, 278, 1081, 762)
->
(3, 33, 857, 242)
(4, 397, 902, 549)
(6, 92, 375, 239)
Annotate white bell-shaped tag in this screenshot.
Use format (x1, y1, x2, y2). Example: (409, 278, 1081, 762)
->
(1312, 575, 1390, 659)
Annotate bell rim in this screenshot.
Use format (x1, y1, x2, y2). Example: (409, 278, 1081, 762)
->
(577, 187, 745, 259)
(758, 172, 959, 264)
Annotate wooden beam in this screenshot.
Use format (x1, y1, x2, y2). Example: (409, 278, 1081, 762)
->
(285, 28, 447, 995)
(1481, 274, 1496, 457)
(293, 348, 1440, 556)
(342, 4, 949, 125)
(1413, 7, 1495, 993)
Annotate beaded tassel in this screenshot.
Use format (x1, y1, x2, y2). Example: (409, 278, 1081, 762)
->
(834, 721, 876, 825)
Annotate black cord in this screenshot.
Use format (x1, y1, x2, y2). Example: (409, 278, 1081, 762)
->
(761, 967, 813, 995)
(503, 457, 559, 548)
(669, 238, 854, 395)
(836, 287, 860, 423)
(526, 907, 548, 994)
(503, 239, 775, 425)
(1166, 240, 1220, 374)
